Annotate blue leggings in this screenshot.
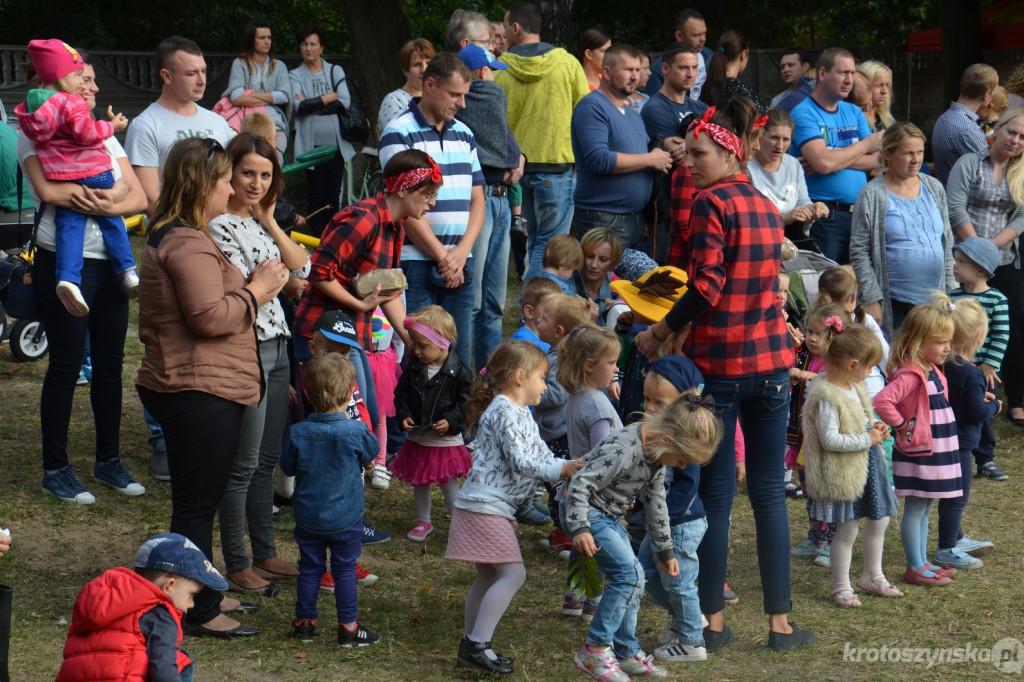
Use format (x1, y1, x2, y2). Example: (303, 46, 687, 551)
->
(900, 496, 935, 572)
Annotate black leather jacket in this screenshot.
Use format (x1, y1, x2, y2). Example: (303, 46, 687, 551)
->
(394, 351, 473, 434)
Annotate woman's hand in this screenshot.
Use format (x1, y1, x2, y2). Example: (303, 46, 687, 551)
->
(247, 258, 289, 305)
(812, 201, 830, 219)
(635, 324, 668, 359)
(784, 205, 814, 224)
(68, 186, 126, 216)
(358, 284, 401, 312)
(572, 531, 598, 557)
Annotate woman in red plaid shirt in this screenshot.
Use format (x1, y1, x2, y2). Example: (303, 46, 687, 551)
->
(635, 98, 812, 653)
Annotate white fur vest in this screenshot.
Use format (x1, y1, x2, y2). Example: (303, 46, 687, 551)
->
(801, 377, 871, 503)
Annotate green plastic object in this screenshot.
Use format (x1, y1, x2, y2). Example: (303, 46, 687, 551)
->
(281, 146, 339, 175)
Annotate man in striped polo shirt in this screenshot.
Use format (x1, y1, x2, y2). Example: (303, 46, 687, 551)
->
(379, 53, 486, 367)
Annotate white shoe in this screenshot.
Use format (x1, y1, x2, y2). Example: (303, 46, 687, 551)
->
(657, 616, 708, 645)
(370, 464, 391, 490)
(121, 270, 140, 299)
(56, 281, 89, 316)
(654, 639, 708, 662)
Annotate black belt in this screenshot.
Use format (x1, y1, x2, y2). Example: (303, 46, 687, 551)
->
(524, 162, 573, 174)
(485, 185, 507, 198)
(816, 200, 854, 214)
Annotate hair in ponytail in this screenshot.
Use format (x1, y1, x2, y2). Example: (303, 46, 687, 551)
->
(700, 30, 748, 110)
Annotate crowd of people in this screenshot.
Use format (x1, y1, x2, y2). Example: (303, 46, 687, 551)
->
(4, 2, 1024, 680)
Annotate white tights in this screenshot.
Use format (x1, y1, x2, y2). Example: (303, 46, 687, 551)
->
(414, 479, 461, 523)
(831, 517, 890, 593)
(464, 562, 527, 657)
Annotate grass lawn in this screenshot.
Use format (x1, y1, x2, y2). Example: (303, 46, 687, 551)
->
(2, 235, 1024, 680)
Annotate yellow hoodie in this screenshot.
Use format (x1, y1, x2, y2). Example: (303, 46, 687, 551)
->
(494, 44, 589, 165)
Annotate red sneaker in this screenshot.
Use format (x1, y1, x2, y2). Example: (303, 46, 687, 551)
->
(319, 572, 334, 592)
(355, 563, 379, 587)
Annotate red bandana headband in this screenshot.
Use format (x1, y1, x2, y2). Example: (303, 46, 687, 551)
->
(687, 107, 744, 158)
(384, 155, 443, 194)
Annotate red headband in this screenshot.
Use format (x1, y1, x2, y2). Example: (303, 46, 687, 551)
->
(687, 107, 744, 158)
(384, 156, 443, 194)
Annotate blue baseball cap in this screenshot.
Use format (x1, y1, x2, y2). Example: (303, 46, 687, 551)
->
(648, 355, 705, 394)
(134, 533, 229, 591)
(457, 44, 507, 72)
(313, 310, 363, 350)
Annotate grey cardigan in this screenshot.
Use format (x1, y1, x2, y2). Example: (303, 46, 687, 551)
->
(849, 173, 955, 338)
(945, 151, 1024, 267)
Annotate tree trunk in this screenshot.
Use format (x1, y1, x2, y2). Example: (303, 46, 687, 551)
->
(338, 0, 412, 139)
(941, 0, 983, 103)
(537, 0, 575, 50)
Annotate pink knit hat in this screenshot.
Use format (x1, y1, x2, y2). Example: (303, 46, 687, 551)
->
(27, 39, 85, 85)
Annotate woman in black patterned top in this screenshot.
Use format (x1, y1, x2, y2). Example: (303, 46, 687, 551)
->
(700, 30, 767, 114)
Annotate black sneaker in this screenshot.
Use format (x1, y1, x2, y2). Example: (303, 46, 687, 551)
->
(337, 622, 379, 647)
(291, 619, 316, 642)
(702, 625, 735, 653)
(767, 622, 816, 651)
(977, 462, 1009, 481)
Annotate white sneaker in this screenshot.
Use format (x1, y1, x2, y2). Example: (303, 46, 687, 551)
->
(654, 639, 708, 662)
(56, 281, 89, 316)
(370, 464, 391, 490)
(658, 615, 708, 645)
(121, 270, 139, 299)
(617, 651, 667, 678)
(573, 646, 630, 682)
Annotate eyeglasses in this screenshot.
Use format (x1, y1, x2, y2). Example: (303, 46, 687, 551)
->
(418, 189, 439, 202)
(471, 37, 493, 49)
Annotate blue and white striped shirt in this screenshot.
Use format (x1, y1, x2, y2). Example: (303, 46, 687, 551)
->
(378, 99, 484, 261)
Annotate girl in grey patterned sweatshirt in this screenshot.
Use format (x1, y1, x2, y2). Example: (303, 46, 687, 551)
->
(566, 394, 721, 681)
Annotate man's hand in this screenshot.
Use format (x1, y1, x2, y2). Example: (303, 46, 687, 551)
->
(663, 136, 687, 165)
(648, 148, 673, 174)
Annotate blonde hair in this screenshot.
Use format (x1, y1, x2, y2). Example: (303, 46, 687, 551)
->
(521, 276, 562, 309)
(949, 297, 988, 360)
(466, 341, 548, 433)
(857, 60, 894, 127)
(407, 305, 457, 343)
(544, 294, 590, 335)
(543, 234, 584, 270)
(989, 85, 1009, 117)
(557, 323, 620, 393)
(579, 228, 623, 268)
(642, 391, 722, 466)
(880, 121, 926, 172)
(241, 111, 276, 140)
(151, 138, 233, 236)
(819, 321, 883, 371)
(816, 265, 865, 323)
(304, 352, 356, 412)
(887, 292, 956, 374)
(995, 109, 1024, 204)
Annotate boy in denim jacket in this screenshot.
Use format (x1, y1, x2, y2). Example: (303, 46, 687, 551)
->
(280, 352, 380, 647)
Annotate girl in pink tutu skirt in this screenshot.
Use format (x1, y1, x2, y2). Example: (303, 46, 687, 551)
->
(447, 341, 584, 675)
(392, 305, 474, 541)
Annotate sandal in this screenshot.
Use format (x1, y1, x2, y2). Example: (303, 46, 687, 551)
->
(855, 574, 903, 597)
(831, 588, 861, 608)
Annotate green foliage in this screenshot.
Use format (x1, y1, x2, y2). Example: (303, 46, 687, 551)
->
(399, 0, 508, 49)
(567, 550, 603, 599)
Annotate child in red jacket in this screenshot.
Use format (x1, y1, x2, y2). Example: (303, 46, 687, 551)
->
(57, 533, 229, 682)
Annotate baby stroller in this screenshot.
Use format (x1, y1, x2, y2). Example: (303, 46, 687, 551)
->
(0, 226, 47, 362)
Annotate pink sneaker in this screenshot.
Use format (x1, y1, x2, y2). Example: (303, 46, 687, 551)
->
(407, 521, 433, 542)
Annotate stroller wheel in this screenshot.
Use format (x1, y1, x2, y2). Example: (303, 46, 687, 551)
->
(9, 318, 48, 362)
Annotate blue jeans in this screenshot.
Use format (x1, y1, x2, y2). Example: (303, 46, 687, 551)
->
(472, 193, 511, 370)
(584, 509, 645, 657)
(294, 337, 379, 427)
(33, 248, 128, 471)
(54, 170, 136, 284)
(808, 208, 852, 264)
(698, 370, 792, 615)
(936, 449, 973, 550)
(638, 517, 707, 645)
(521, 170, 576, 282)
(294, 522, 362, 623)
(573, 209, 645, 251)
(144, 407, 164, 446)
(401, 259, 474, 368)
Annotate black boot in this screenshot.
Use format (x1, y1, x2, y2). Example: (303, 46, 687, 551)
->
(457, 636, 513, 675)
(0, 583, 11, 682)
(485, 641, 513, 668)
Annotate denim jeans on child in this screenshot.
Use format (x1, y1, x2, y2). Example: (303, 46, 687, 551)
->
(638, 517, 707, 646)
(54, 170, 136, 284)
(294, 522, 363, 623)
(584, 509, 645, 658)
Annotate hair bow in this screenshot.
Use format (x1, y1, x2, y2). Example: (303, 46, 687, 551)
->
(479, 367, 488, 377)
(824, 315, 843, 333)
(384, 154, 443, 194)
(948, 303, 956, 313)
(686, 394, 716, 412)
(568, 324, 589, 338)
(752, 115, 769, 131)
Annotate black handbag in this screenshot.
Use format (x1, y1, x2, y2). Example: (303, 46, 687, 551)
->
(0, 169, 39, 319)
(324, 65, 370, 144)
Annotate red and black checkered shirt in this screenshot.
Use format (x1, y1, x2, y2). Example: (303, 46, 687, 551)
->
(667, 163, 698, 267)
(682, 174, 795, 377)
(293, 194, 404, 349)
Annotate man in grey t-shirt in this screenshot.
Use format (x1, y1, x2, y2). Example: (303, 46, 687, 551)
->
(125, 36, 234, 217)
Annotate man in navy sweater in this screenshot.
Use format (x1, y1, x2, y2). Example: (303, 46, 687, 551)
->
(570, 43, 671, 249)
